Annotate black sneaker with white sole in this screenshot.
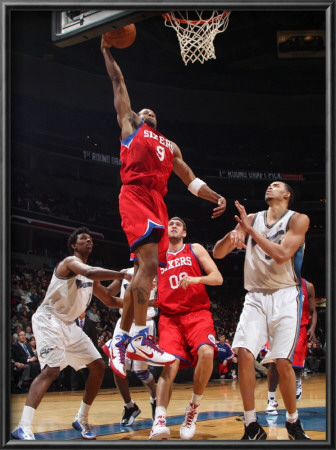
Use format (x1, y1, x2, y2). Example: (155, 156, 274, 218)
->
(120, 403, 141, 426)
(241, 421, 267, 440)
(286, 418, 311, 440)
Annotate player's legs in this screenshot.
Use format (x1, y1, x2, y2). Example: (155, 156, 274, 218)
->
(237, 347, 256, 411)
(27, 365, 60, 408)
(131, 240, 158, 326)
(82, 358, 105, 405)
(125, 239, 175, 367)
(179, 344, 214, 440)
(276, 358, 296, 413)
(149, 359, 180, 440)
(266, 362, 279, 414)
(11, 365, 60, 440)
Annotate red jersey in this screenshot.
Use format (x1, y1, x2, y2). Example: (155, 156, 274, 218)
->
(120, 121, 174, 196)
(300, 278, 310, 327)
(157, 243, 211, 315)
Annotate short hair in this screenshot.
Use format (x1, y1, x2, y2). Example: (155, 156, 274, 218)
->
(67, 227, 91, 254)
(169, 216, 187, 231)
(282, 182, 295, 207)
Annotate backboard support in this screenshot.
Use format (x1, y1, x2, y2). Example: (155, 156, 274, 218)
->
(51, 10, 162, 47)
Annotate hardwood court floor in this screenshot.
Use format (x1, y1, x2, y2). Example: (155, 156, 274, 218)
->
(10, 373, 326, 441)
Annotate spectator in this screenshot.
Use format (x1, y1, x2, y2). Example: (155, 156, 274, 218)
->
(11, 331, 40, 391)
(86, 305, 100, 323)
(216, 334, 235, 380)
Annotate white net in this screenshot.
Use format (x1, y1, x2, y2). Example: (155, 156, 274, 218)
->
(163, 10, 231, 65)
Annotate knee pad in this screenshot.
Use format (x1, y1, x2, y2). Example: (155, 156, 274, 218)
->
(135, 370, 153, 384)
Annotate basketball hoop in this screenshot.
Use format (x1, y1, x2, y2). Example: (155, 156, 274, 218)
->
(162, 10, 231, 65)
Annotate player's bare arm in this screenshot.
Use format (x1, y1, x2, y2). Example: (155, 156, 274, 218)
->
(307, 281, 317, 342)
(101, 38, 140, 138)
(235, 200, 310, 264)
(107, 269, 132, 296)
(172, 142, 226, 218)
(213, 218, 252, 259)
(93, 281, 124, 309)
(178, 243, 223, 289)
(57, 256, 131, 281)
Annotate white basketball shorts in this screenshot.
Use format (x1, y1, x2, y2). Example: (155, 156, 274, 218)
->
(232, 285, 301, 362)
(32, 310, 101, 371)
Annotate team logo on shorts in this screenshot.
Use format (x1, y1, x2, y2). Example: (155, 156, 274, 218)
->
(208, 334, 216, 344)
(40, 346, 55, 358)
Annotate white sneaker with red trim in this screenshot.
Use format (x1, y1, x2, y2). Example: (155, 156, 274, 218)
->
(180, 403, 199, 440)
(126, 328, 175, 366)
(149, 415, 170, 440)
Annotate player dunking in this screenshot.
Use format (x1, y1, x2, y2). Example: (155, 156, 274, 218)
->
(213, 181, 311, 440)
(100, 38, 227, 378)
(149, 217, 223, 440)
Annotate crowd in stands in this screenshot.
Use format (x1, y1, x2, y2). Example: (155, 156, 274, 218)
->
(10, 260, 327, 392)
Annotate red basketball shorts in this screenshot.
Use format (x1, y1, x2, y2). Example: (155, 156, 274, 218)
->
(119, 184, 169, 266)
(158, 309, 217, 369)
(292, 326, 308, 368)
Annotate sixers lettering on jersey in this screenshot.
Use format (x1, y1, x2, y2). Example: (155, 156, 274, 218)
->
(157, 244, 210, 315)
(159, 256, 192, 273)
(120, 121, 174, 196)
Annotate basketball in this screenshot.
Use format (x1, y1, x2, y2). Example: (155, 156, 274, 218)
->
(103, 24, 136, 49)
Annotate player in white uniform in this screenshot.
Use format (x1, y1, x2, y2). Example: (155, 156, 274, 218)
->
(11, 227, 131, 441)
(103, 267, 157, 426)
(213, 181, 310, 441)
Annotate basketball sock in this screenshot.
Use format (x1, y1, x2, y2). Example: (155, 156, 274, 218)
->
(150, 396, 156, 404)
(286, 410, 299, 423)
(268, 391, 277, 401)
(155, 406, 166, 420)
(191, 393, 203, 406)
(19, 405, 35, 427)
(119, 328, 130, 336)
(77, 401, 90, 419)
(133, 325, 147, 334)
(244, 409, 256, 426)
(125, 400, 135, 409)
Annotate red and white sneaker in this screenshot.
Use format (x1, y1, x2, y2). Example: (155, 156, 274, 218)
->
(102, 333, 130, 379)
(126, 328, 175, 366)
(180, 403, 200, 440)
(149, 415, 170, 440)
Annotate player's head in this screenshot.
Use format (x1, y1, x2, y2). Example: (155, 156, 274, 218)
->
(168, 217, 187, 241)
(67, 227, 93, 255)
(265, 181, 294, 207)
(138, 108, 157, 129)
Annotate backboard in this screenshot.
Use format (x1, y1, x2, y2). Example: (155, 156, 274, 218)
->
(51, 10, 162, 47)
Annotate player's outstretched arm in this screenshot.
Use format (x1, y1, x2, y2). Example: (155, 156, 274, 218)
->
(213, 225, 248, 259)
(178, 243, 223, 289)
(172, 142, 226, 218)
(57, 256, 131, 282)
(93, 282, 124, 309)
(100, 37, 140, 138)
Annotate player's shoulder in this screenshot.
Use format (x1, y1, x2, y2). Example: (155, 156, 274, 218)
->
(289, 211, 310, 226)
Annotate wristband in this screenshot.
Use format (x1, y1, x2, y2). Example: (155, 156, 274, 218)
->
(188, 178, 206, 196)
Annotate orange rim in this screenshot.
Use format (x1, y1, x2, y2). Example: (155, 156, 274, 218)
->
(162, 11, 230, 25)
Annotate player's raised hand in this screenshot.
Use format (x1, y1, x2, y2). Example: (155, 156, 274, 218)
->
(211, 196, 226, 219)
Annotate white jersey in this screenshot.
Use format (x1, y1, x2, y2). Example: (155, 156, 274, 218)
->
(119, 267, 157, 319)
(37, 269, 93, 324)
(244, 209, 304, 291)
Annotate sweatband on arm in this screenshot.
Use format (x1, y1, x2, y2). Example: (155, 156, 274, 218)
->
(188, 178, 206, 196)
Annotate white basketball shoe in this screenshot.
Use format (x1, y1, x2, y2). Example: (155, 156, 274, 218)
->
(126, 328, 175, 366)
